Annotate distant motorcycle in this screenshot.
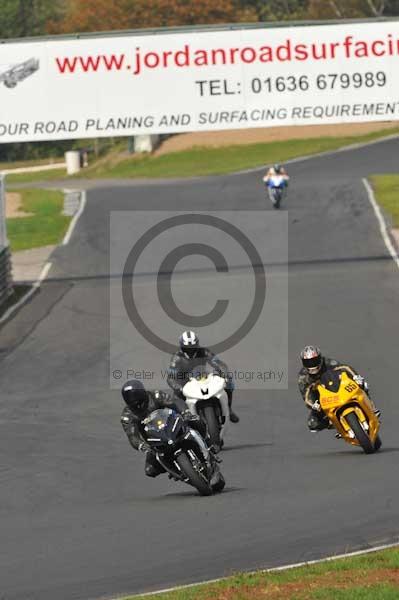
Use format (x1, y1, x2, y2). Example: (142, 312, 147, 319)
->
(317, 370, 382, 454)
(182, 366, 229, 452)
(142, 408, 225, 495)
(263, 174, 288, 209)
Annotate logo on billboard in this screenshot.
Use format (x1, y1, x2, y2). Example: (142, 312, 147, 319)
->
(0, 57, 39, 89)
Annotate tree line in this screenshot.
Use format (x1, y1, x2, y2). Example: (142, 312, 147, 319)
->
(1, 0, 399, 162)
(1, 0, 399, 38)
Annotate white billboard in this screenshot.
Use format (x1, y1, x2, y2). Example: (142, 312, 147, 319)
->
(1, 20, 399, 142)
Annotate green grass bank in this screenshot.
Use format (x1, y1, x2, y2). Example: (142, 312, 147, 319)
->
(5, 127, 399, 184)
(6, 188, 71, 252)
(370, 175, 399, 228)
(127, 547, 399, 600)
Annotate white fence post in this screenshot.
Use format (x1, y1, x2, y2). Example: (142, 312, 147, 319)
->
(134, 135, 160, 153)
(0, 174, 13, 308)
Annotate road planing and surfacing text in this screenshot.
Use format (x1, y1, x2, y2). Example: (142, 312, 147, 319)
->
(3, 100, 396, 139)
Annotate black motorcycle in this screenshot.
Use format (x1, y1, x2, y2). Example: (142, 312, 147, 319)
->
(142, 408, 225, 496)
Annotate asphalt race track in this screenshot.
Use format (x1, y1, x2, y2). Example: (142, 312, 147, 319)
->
(1, 137, 399, 600)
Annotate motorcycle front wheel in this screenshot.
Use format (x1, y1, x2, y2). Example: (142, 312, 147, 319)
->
(175, 452, 212, 496)
(268, 189, 281, 209)
(345, 412, 375, 454)
(202, 405, 222, 451)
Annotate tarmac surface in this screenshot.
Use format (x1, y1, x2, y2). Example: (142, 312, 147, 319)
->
(1, 137, 399, 600)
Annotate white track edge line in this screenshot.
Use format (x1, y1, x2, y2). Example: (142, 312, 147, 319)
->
(38, 261, 53, 282)
(363, 178, 399, 272)
(1, 188, 86, 325)
(62, 190, 87, 245)
(119, 541, 399, 599)
(0, 260, 52, 325)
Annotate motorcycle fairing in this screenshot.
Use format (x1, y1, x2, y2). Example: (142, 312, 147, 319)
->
(318, 371, 379, 445)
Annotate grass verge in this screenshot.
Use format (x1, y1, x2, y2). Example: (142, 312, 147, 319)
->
(126, 547, 399, 600)
(80, 128, 399, 179)
(0, 157, 64, 171)
(5, 127, 399, 184)
(370, 175, 399, 228)
(6, 168, 67, 185)
(6, 188, 71, 251)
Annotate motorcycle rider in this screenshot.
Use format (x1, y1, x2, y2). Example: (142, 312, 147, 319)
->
(121, 379, 208, 478)
(263, 163, 289, 184)
(167, 331, 239, 423)
(298, 345, 381, 433)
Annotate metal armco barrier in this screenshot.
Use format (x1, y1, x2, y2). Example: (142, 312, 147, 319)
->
(0, 174, 13, 309)
(0, 246, 12, 307)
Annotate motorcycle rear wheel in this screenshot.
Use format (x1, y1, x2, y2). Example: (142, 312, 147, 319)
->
(345, 412, 375, 454)
(175, 452, 212, 496)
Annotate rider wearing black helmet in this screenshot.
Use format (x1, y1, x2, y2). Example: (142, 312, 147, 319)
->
(167, 331, 239, 423)
(121, 379, 207, 477)
(298, 345, 380, 433)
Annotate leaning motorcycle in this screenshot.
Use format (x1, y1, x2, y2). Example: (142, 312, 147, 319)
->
(182, 367, 229, 452)
(317, 370, 381, 454)
(264, 174, 288, 209)
(142, 408, 225, 495)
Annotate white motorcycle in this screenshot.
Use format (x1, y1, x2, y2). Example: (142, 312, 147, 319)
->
(182, 368, 229, 452)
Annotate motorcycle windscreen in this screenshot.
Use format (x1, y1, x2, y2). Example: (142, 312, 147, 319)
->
(143, 408, 185, 443)
(320, 370, 341, 393)
(189, 361, 219, 381)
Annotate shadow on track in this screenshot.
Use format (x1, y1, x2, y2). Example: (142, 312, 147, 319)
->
(161, 486, 244, 500)
(301, 447, 398, 458)
(223, 442, 273, 452)
(16, 253, 392, 286)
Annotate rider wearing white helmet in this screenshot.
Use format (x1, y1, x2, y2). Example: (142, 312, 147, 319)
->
(167, 331, 239, 423)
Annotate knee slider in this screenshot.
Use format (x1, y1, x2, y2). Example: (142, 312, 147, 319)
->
(308, 415, 321, 431)
(145, 465, 158, 478)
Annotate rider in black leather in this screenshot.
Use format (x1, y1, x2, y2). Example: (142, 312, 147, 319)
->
(121, 379, 207, 477)
(298, 345, 380, 432)
(167, 331, 239, 423)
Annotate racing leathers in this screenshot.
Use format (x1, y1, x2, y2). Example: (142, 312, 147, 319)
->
(167, 347, 238, 421)
(298, 357, 374, 432)
(121, 390, 207, 477)
(263, 166, 289, 183)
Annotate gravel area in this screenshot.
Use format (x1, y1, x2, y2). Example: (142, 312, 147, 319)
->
(156, 121, 398, 155)
(5, 192, 33, 218)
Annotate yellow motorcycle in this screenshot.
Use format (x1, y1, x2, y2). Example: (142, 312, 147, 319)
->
(317, 370, 381, 454)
